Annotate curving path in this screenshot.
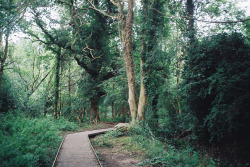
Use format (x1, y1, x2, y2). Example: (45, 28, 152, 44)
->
(54, 128, 113, 167)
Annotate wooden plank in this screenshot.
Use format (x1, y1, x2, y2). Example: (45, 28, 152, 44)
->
(54, 128, 113, 167)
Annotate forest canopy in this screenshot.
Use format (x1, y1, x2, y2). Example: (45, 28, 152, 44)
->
(0, 0, 250, 166)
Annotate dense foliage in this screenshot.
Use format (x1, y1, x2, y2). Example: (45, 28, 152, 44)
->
(0, 0, 249, 166)
(0, 75, 18, 113)
(183, 32, 250, 143)
(0, 112, 77, 167)
(92, 125, 215, 166)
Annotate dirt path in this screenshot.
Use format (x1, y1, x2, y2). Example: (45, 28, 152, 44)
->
(54, 128, 113, 167)
(94, 147, 141, 167)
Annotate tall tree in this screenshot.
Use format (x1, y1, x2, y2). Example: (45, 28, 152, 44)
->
(69, 0, 118, 123)
(143, 0, 168, 125)
(186, 0, 195, 47)
(0, 0, 29, 92)
(123, 0, 137, 123)
(88, 0, 138, 123)
(137, 0, 148, 121)
(54, 48, 61, 119)
(0, 34, 9, 97)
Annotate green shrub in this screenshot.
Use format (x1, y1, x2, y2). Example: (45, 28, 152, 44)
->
(92, 124, 215, 166)
(0, 75, 20, 113)
(91, 130, 114, 147)
(129, 124, 215, 167)
(55, 117, 78, 131)
(101, 116, 129, 123)
(182, 32, 250, 143)
(0, 112, 77, 167)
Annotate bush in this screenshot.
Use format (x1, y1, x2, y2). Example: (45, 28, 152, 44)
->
(101, 116, 129, 123)
(55, 117, 78, 131)
(0, 75, 19, 113)
(182, 32, 250, 143)
(0, 112, 77, 167)
(91, 130, 114, 147)
(129, 125, 214, 167)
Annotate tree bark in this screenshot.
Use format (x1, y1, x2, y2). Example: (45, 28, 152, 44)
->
(176, 23, 182, 114)
(54, 48, 61, 119)
(152, 94, 159, 128)
(59, 92, 62, 118)
(137, 58, 146, 120)
(111, 82, 114, 118)
(111, 101, 114, 118)
(68, 60, 71, 113)
(122, 103, 126, 123)
(123, 0, 137, 124)
(89, 97, 100, 123)
(184, 0, 195, 116)
(186, 0, 195, 45)
(137, 0, 148, 121)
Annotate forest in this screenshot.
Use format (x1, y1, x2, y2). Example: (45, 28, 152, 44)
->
(0, 0, 250, 166)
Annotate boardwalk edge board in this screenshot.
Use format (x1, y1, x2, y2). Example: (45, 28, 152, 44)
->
(52, 128, 113, 167)
(52, 135, 66, 167)
(88, 129, 113, 167)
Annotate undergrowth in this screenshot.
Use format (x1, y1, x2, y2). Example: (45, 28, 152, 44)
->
(0, 111, 77, 167)
(92, 123, 215, 167)
(101, 116, 129, 123)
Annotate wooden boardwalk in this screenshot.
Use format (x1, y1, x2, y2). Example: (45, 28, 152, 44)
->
(54, 128, 113, 167)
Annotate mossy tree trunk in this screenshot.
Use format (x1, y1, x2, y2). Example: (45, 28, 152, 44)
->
(54, 48, 61, 119)
(89, 96, 100, 123)
(0, 34, 9, 98)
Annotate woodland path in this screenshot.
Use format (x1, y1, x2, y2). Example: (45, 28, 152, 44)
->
(54, 128, 114, 167)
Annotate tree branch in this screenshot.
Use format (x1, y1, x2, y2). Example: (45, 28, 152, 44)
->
(28, 69, 52, 97)
(101, 71, 117, 82)
(74, 55, 98, 76)
(87, 0, 118, 19)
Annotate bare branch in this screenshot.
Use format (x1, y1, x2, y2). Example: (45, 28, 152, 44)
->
(28, 69, 52, 97)
(82, 41, 103, 60)
(2, 61, 15, 69)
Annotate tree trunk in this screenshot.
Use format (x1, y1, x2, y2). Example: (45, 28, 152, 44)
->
(176, 23, 182, 114)
(59, 92, 62, 118)
(176, 58, 182, 114)
(84, 107, 87, 118)
(111, 82, 115, 118)
(114, 105, 117, 117)
(0, 34, 9, 97)
(89, 97, 100, 123)
(137, 59, 146, 120)
(137, 0, 148, 121)
(122, 103, 126, 123)
(111, 101, 114, 118)
(118, 105, 121, 117)
(186, 0, 195, 45)
(152, 94, 159, 128)
(68, 60, 71, 113)
(54, 49, 61, 119)
(83, 107, 86, 118)
(179, 0, 194, 115)
(44, 98, 50, 117)
(123, 0, 137, 124)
